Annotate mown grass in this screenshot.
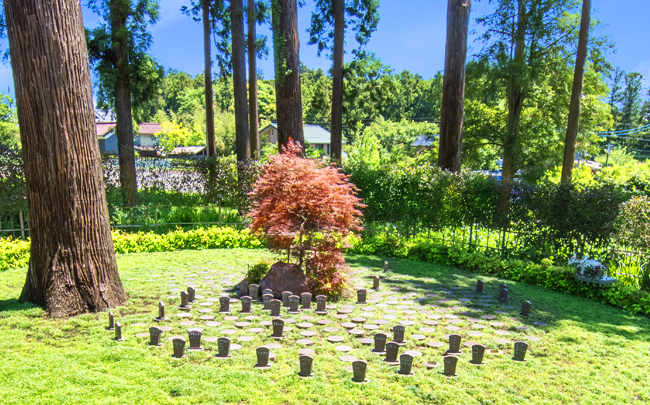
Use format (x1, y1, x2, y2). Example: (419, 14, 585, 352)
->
(1, 249, 649, 404)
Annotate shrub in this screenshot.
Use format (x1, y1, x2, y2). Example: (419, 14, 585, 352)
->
(248, 140, 364, 297)
(245, 260, 272, 285)
(0, 236, 30, 271)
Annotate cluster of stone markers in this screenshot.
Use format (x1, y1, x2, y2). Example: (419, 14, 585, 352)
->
(110, 266, 544, 380)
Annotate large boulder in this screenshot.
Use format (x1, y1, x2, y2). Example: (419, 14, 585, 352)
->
(259, 261, 310, 299)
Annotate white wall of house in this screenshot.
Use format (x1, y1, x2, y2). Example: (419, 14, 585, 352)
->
(135, 135, 158, 147)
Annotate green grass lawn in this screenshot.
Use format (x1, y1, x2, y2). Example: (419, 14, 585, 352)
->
(1, 249, 649, 404)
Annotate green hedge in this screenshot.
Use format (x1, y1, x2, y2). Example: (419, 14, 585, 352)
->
(349, 232, 650, 317)
(0, 226, 264, 270)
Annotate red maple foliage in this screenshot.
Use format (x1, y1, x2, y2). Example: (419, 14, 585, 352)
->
(248, 140, 365, 296)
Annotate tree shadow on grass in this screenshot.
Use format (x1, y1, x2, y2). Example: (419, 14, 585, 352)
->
(345, 254, 650, 343)
(0, 298, 42, 315)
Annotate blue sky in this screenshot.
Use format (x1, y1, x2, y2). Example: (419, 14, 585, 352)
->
(0, 0, 648, 95)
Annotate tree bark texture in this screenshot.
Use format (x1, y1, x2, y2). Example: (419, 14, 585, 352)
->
(560, 0, 591, 184)
(248, 0, 260, 159)
(5, 0, 128, 317)
(438, 0, 471, 172)
(272, 0, 304, 152)
(111, 0, 138, 206)
(498, 0, 527, 221)
(231, 0, 251, 162)
(330, 0, 345, 162)
(203, 0, 216, 157)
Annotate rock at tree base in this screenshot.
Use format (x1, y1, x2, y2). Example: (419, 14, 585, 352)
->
(259, 262, 310, 299)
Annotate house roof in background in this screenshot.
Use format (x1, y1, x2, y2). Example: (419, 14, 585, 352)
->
(139, 122, 163, 135)
(412, 134, 439, 147)
(260, 123, 345, 145)
(95, 108, 115, 122)
(169, 146, 206, 155)
(96, 122, 116, 138)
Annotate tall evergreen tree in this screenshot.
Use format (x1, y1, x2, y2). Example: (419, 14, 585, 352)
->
(438, 0, 471, 172)
(231, 0, 251, 162)
(6, 0, 127, 317)
(87, 0, 162, 207)
(561, 0, 591, 184)
(203, 0, 217, 156)
(308, 0, 379, 160)
(272, 0, 304, 151)
(248, 0, 260, 158)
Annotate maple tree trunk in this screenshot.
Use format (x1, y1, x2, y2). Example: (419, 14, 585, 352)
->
(561, 0, 591, 184)
(330, 0, 345, 162)
(232, 0, 251, 162)
(6, 0, 128, 317)
(498, 0, 526, 222)
(203, 0, 216, 157)
(438, 0, 471, 172)
(111, 0, 138, 206)
(272, 0, 304, 152)
(248, 0, 260, 159)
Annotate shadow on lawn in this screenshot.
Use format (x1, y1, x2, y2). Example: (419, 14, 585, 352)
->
(345, 254, 650, 343)
(0, 298, 41, 314)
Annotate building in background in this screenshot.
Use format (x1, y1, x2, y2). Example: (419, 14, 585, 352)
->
(260, 123, 342, 155)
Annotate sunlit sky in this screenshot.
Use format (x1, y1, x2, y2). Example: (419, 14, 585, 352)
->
(0, 0, 647, 96)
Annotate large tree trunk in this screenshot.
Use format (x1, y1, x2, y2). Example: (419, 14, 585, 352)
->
(232, 0, 251, 162)
(330, 0, 345, 162)
(203, 0, 216, 157)
(6, 0, 128, 318)
(498, 0, 527, 222)
(438, 0, 471, 172)
(272, 0, 304, 152)
(111, 0, 138, 206)
(248, 0, 260, 159)
(560, 0, 591, 184)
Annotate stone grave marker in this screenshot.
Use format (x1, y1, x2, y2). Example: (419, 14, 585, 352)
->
(520, 301, 532, 317)
(476, 280, 484, 294)
(262, 288, 273, 297)
(149, 327, 163, 346)
(107, 312, 115, 331)
(447, 334, 463, 355)
(239, 280, 249, 297)
(254, 346, 272, 369)
(384, 342, 400, 365)
(288, 295, 300, 314)
(298, 355, 314, 378)
(470, 344, 486, 365)
(154, 302, 170, 322)
(241, 297, 252, 314)
(356, 289, 367, 305)
(172, 337, 186, 358)
(443, 355, 459, 377)
(281, 291, 292, 307)
(218, 296, 231, 313)
(188, 286, 197, 303)
(384, 261, 389, 272)
(373, 275, 380, 290)
(187, 328, 204, 351)
(398, 353, 414, 375)
(215, 337, 232, 358)
(249, 284, 259, 301)
(512, 341, 528, 362)
(499, 287, 509, 303)
(315, 295, 328, 315)
(179, 291, 191, 310)
(271, 319, 285, 339)
(392, 324, 406, 346)
(301, 292, 312, 310)
(262, 294, 273, 311)
(351, 360, 369, 383)
(114, 322, 125, 341)
(270, 299, 282, 317)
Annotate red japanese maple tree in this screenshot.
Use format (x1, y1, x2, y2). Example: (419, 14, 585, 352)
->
(248, 140, 364, 296)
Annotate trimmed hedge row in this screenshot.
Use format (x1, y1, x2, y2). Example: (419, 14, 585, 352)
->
(348, 232, 650, 317)
(0, 227, 264, 271)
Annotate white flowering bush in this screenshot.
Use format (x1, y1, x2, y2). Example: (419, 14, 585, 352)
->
(569, 255, 608, 279)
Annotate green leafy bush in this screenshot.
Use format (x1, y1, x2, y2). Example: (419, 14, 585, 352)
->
(245, 260, 272, 284)
(349, 232, 650, 317)
(0, 236, 30, 271)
